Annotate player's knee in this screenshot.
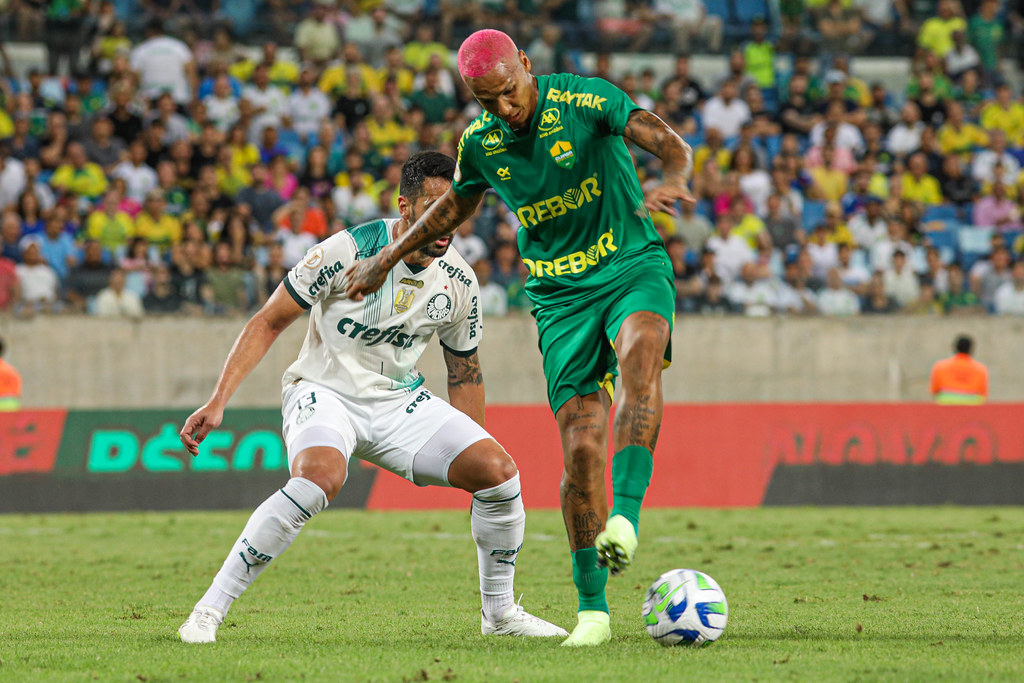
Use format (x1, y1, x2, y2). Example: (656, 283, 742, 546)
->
(563, 437, 604, 483)
(617, 337, 666, 389)
(291, 448, 348, 501)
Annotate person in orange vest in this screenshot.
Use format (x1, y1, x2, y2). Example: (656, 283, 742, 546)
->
(930, 335, 989, 405)
(0, 336, 22, 411)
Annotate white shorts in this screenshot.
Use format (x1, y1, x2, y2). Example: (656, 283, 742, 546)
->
(281, 380, 491, 487)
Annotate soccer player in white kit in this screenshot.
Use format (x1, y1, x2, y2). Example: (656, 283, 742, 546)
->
(177, 152, 566, 643)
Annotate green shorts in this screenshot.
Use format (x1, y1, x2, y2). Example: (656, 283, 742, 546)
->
(533, 257, 675, 414)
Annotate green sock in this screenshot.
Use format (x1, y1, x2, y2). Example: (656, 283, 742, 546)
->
(571, 548, 609, 613)
(610, 445, 654, 534)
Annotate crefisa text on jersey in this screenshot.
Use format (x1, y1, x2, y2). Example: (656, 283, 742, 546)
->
(307, 260, 344, 297)
(437, 259, 472, 287)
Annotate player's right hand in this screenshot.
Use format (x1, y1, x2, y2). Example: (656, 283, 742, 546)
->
(179, 402, 224, 456)
(342, 255, 389, 301)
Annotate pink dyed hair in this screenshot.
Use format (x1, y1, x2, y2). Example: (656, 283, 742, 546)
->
(457, 29, 518, 79)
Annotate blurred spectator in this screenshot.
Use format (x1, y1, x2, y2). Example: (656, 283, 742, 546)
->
(345, 5, 405, 68)
(918, 0, 966, 58)
(883, 248, 920, 307)
(946, 30, 981, 81)
(742, 17, 775, 89)
(941, 263, 984, 314)
(702, 80, 750, 140)
(973, 245, 1013, 308)
(818, 0, 868, 54)
(971, 130, 1020, 185)
(136, 190, 183, 253)
(973, 180, 1021, 229)
(32, 214, 78, 282)
(204, 241, 248, 314)
(51, 142, 109, 201)
(809, 146, 849, 201)
(131, 18, 196, 105)
(862, 271, 900, 313)
(979, 85, 1024, 145)
(993, 259, 1024, 314)
(725, 262, 775, 316)
(705, 215, 754, 284)
(288, 68, 332, 142)
(675, 200, 713, 251)
(474, 260, 508, 317)
(0, 250, 19, 311)
(900, 153, 943, 205)
(921, 246, 950, 295)
(113, 140, 159, 203)
(294, 2, 341, 66)
(84, 118, 127, 174)
(653, 0, 722, 53)
(818, 267, 862, 315)
(15, 241, 59, 313)
(695, 273, 736, 315)
(66, 240, 113, 312)
(968, 0, 1003, 79)
(885, 102, 925, 157)
(86, 191, 134, 253)
(0, 148, 28, 213)
(95, 268, 144, 318)
(452, 215, 487, 267)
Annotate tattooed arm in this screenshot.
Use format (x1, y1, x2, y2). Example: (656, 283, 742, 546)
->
(623, 109, 695, 215)
(443, 346, 485, 427)
(343, 189, 483, 300)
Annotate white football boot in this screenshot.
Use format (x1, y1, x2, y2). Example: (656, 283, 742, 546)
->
(481, 598, 569, 637)
(178, 606, 224, 643)
(595, 514, 638, 575)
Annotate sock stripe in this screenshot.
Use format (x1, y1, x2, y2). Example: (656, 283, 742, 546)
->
(279, 489, 312, 519)
(472, 491, 522, 503)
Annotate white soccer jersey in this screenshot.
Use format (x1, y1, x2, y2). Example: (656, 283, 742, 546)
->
(282, 218, 482, 400)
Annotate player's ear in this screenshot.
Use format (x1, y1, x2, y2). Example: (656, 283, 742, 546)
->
(519, 50, 531, 74)
(397, 194, 411, 221)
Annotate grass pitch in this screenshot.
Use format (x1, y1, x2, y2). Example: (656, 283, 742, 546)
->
(1, 506, 1022, 682)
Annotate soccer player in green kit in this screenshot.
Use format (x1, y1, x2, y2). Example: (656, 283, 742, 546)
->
(344, 29, 694, 646)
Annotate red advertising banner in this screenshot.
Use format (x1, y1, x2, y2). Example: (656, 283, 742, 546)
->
(0, 410, 67, 476)
(365, 403, 1024, 509)
(3, 404, 1024, 511)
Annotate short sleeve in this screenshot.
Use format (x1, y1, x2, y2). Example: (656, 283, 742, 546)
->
(576, 77, 644, 137)
(283, 232, 355, 309)
(452, 130, 491, 198)
(437, 277, 482, 355)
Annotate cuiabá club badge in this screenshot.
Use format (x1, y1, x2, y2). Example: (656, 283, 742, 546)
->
(549, 140, 576, 169)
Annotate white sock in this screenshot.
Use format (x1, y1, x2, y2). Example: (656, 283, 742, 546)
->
(195, 477, 328, 615)
(471, 473, 523, 623)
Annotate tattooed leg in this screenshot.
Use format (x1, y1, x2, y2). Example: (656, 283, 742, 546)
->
(556, 392, 612, 614)
(593, 311, 671, 573)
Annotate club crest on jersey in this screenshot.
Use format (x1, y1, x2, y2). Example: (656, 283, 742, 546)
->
(550, 140, 576, 169)
(394, 288, 416, 313)
(426, 293, 453, 320)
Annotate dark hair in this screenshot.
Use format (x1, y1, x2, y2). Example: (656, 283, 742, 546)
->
(955, 335, 973, 354)
(399, 151, 455, 200)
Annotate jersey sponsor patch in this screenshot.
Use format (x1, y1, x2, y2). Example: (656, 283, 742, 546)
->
(394, 288, 416, 313)
(304, 247, 325, 269)
(426, 293, 453, 320)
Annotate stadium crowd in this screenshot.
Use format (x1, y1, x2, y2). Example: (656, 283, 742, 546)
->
(3, 0, 1024, 318)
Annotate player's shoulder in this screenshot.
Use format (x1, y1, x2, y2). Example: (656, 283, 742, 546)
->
(345, 218, 397, 259)
(458, 111, 501, 150)
(540, 72, 625, 113)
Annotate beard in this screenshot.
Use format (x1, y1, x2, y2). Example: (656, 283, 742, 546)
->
(416, 240, 451, 259)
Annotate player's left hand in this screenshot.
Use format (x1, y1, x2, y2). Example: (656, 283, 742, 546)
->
(342, 256, 388, 301)
(644, 182, 696, 217)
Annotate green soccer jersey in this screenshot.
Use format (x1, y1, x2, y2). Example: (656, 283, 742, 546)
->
(452, 72, 667, 309)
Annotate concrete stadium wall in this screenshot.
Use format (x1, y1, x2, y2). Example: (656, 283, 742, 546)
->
(2, 315, 1023, 408)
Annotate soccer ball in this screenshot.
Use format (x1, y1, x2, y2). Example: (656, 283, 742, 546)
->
(642, 568, 728, 646)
